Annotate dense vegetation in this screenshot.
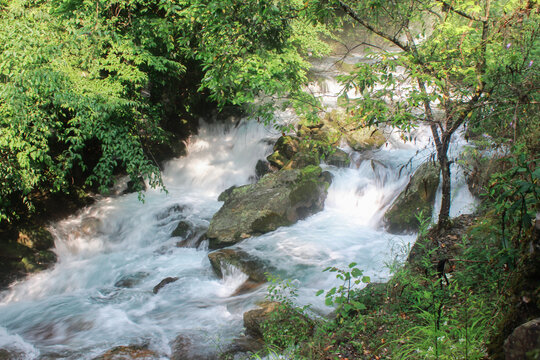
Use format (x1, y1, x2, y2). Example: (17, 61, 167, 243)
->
(0, 0, 327, 224)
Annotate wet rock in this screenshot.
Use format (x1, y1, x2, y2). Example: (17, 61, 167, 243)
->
(152, 277, 179, 294)
(123, 176, 147, 194)
(16, 226, 54, 251)
(155, 204, 187, 221)
(255, 160, 273, 179)
(0, 235, 56, 289)
(243, 301, 280, 339)
(504, 317, 540, 360)
(114, 272, 150, 288)
(220, 336, 264, 359)
(325, 148, 350, 167)
(266, 136, 301, 169)
(207, 165, 332, 249)
(176, 230, 207, 249)
(170, 334, 215, 360)
(79, 217, 101, 236)
(282, 151, 319, 170)
(0, 348, 25, 360)
(384, 162, 440, 234)
(208, 249, 270, 284)
(171, 221, 192, 238)
(93, 345, 159, 360)
(345, 126, 386, 151)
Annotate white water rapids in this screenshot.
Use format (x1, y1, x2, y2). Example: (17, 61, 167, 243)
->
(0, 56, 478, 359)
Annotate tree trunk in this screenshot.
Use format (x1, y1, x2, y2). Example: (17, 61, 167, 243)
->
(431, 126, 452, 230)
(438, 152, 452, 229)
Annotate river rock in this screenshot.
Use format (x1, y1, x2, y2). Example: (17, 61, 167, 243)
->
(208, 249, 270, 283)
(504, 317, 540, 360)
(93, 345, 159, 360)
(266, 135, 301, 169)
(255, 159, 273, 179)
(171, 221, 192, 238)
(114, 272, 149, 288)
(243, 302, 280, 339)
(170, 334, 215, 360)
(207, 165, 332, 249)
(0, 348, 25, 360)
(16, 226, 54, 251)
(152, 277, 179, 294)
(384, 162, 440, 234)
(345, 126, 386, 151)
(325, 148, 350, 167)
(282, 151, 319, 170)
(220, 336, 265, 359)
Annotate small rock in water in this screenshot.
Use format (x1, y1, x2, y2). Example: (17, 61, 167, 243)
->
(171, 220, 192, 238)
(170, 334, 215, 360)
(152, 277, 179, 294)
(92, 345, 159, 360)
(114, 272, 150, 288)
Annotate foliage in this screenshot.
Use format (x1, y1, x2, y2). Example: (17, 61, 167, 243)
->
(317, 262, 370, 318)
(261, 275, 313, 351)
(0, 0, 330, 223)
(302, 0, 539, 227)
(488, 145, 539, 251)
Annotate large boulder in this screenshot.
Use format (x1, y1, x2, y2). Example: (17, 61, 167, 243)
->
(384, 162, 440, 234)
(208, 249, 270, 283)
(504, 317, 540, 360)
(207, 165, 331, 249)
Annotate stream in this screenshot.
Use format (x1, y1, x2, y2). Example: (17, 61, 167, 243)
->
(0, 55, 477, 359)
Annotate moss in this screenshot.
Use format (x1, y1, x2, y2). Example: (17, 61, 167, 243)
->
(252, 211, 289, 233)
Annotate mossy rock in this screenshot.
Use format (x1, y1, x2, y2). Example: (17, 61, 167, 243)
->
(17, 226, 54, 251)
(207, 165, 331, 248)
(325, 148, 350, 167)
(384, 162, 440, 234)
(345, 126, 386, 151)
(283, 151, 319, 170)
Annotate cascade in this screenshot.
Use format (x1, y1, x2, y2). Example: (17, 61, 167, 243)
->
(0, 58, 477, 360)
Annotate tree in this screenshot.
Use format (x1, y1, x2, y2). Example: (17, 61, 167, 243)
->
(305, 0, 539, 228)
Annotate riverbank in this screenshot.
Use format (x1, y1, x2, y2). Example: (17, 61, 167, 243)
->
(248, 210, 540, 359)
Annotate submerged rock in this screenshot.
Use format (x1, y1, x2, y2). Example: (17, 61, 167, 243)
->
(207, 165, 332, 249)
(152, 277, 179, 294)
(114, 272, 150, 288)
(170, 334, 215, 360)
(208, 249, 270, 283)
(384, 162, 440, 234)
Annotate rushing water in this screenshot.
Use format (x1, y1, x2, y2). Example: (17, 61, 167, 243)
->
(0, 49, 477, 358)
